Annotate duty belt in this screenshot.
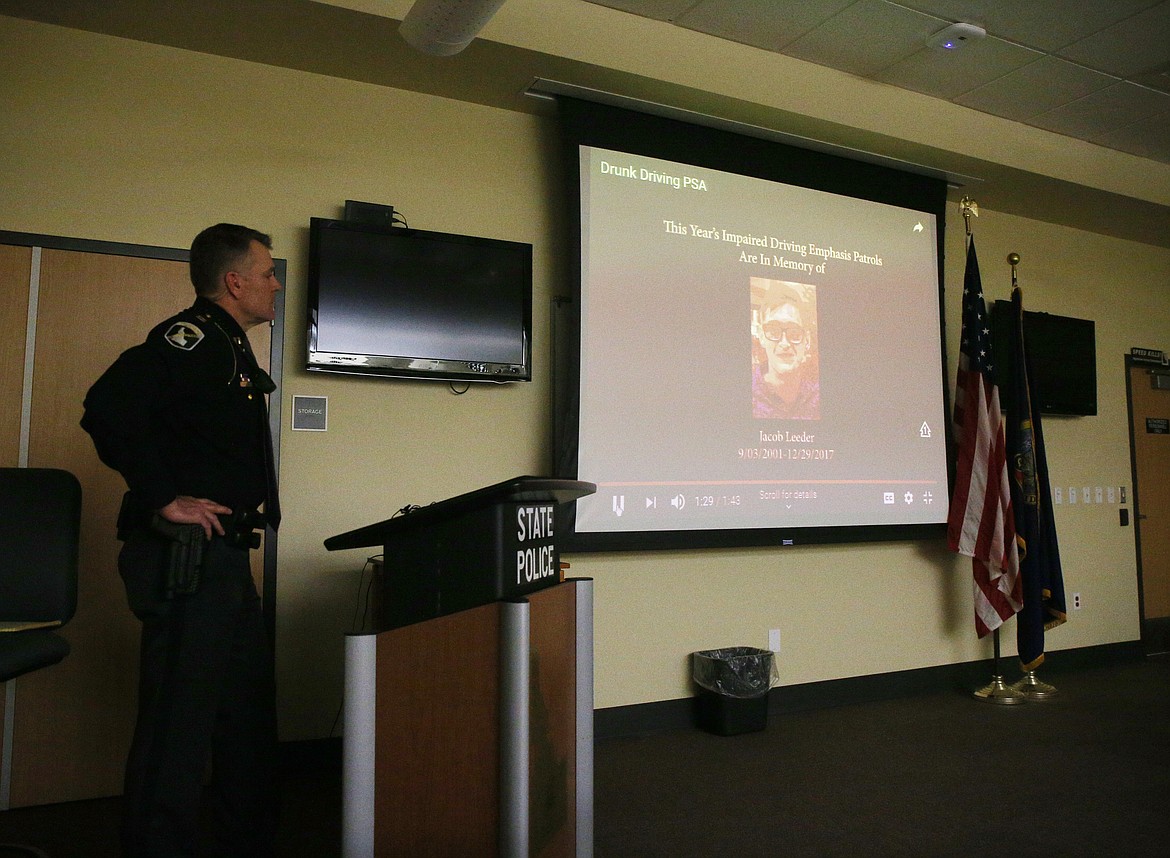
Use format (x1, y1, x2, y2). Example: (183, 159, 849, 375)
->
(218, 509, 267, 550)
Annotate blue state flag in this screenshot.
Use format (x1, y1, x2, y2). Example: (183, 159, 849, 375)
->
(1005, 287, 1067, 670)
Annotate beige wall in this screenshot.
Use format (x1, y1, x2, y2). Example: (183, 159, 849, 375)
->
(3, 13, 1167, 740)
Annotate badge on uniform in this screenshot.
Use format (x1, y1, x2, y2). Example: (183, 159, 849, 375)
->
(164, 321, 204, 350)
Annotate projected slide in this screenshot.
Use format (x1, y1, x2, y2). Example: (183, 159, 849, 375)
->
(572, 144, 949, 540)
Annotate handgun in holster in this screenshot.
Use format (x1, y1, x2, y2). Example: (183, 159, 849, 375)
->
(150, 513, 205, 598)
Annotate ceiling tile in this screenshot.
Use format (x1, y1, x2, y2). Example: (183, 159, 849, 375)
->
(897, 0, 1165, 52)
(874, 35, 1041, 100)
(1030, 81, 1170, 137)
(1057, 1, 1170, 76)
(1131, 62, 1170, 94)
(1092, 106, 1170, 162)
(784, 0, 946, 77)
(583, 0, 698, 21)
(955, 56, 1116, 121)
(580, 0, 1170, 165)
(675, 0, 855, 51)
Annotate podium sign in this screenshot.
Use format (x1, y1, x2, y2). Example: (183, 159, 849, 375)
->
(515, 502, 557, 586)
(326, 476, 595, 629)
(374, 499, 560, 628)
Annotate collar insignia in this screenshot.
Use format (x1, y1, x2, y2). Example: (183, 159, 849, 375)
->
(164, 321, 204, 350)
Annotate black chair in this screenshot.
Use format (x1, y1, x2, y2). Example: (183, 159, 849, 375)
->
(0, 467, 82, 857)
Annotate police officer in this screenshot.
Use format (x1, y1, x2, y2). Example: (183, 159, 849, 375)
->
(82, 223, 282, 857)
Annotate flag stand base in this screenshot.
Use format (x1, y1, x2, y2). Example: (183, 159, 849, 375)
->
(1009, 670, 1057, 701)
(973, 630, 1026, 704)
(972, 675, 1027, 705)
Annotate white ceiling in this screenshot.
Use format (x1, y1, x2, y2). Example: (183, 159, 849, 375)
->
(584, 0, 1170, 166)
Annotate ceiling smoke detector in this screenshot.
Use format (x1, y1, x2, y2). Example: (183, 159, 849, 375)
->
(927, 22, 986, 51)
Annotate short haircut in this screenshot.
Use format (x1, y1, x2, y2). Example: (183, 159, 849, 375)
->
(189, 223, 272, 297)
(760, 282, 806, 315)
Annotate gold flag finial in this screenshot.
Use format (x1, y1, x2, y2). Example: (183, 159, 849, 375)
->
(1008, 252, 1020, 289)
(960, 196, 979, 235)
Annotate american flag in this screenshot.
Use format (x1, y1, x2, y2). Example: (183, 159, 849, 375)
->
(947, 237, 1022, 637)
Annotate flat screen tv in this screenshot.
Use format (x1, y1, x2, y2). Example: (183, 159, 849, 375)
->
(552, 97, 952, 552)
(990, 300, 1096, 416)
(306, 218, 533, 382)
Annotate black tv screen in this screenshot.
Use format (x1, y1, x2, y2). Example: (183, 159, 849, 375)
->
(991, 300, 1097, 416)
(307, 218, 532, 382)
(553, 98, 952, 552)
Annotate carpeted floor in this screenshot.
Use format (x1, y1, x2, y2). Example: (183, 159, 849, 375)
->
(595, 654, 1170, 857)
(2, 654, 1167, 856)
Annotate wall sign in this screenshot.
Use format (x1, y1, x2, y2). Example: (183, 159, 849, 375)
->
(292, 395, 328, 431)
(1131, 347, 1167, 365)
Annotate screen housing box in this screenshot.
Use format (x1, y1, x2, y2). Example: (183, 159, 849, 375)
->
(306, 217, 533, 383)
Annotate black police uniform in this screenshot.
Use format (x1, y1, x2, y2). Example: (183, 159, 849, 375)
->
(82, 296, 279, 857)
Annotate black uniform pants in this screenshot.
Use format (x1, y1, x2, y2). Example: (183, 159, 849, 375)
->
(118, 531, 278, 857)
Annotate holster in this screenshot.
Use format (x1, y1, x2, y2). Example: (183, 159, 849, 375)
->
(149, 513, 205, 598)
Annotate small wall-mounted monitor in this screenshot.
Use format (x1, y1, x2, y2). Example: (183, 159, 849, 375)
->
(991, 300, 1097, 416)
(306, 217, 533, 383)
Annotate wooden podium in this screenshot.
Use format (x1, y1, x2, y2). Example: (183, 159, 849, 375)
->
(325, 477, 596, 858)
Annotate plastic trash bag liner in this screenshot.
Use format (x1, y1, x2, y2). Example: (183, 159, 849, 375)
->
(692, 647, 778, 699)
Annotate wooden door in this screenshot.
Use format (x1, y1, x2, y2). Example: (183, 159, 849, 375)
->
(12, 249, 193, 805)
(0, 245, 33, 467)
(1129, 361, 1170, 653)
(1, 240, 274, 807)
(0, 244, 33, 802)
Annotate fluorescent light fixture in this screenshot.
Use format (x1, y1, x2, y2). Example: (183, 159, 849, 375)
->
(399, 0, 508, 56)
(926, 22, 986, 51)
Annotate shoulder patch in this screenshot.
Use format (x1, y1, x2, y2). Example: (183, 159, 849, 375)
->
(164, 321, 204, 351)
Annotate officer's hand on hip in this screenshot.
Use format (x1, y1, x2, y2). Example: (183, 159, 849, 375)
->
(158, 495, 232, 541)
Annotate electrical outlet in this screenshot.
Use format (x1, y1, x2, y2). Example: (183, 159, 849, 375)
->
(768, 628, 781, 653)
(1073, 592, 1082, 610)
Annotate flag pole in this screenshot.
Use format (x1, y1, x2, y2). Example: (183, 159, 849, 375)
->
(1002, 251, 1060, 702)
(955, 200, 1025, 705)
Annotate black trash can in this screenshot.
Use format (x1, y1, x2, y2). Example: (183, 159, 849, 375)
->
(692, 647, 777, 736)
